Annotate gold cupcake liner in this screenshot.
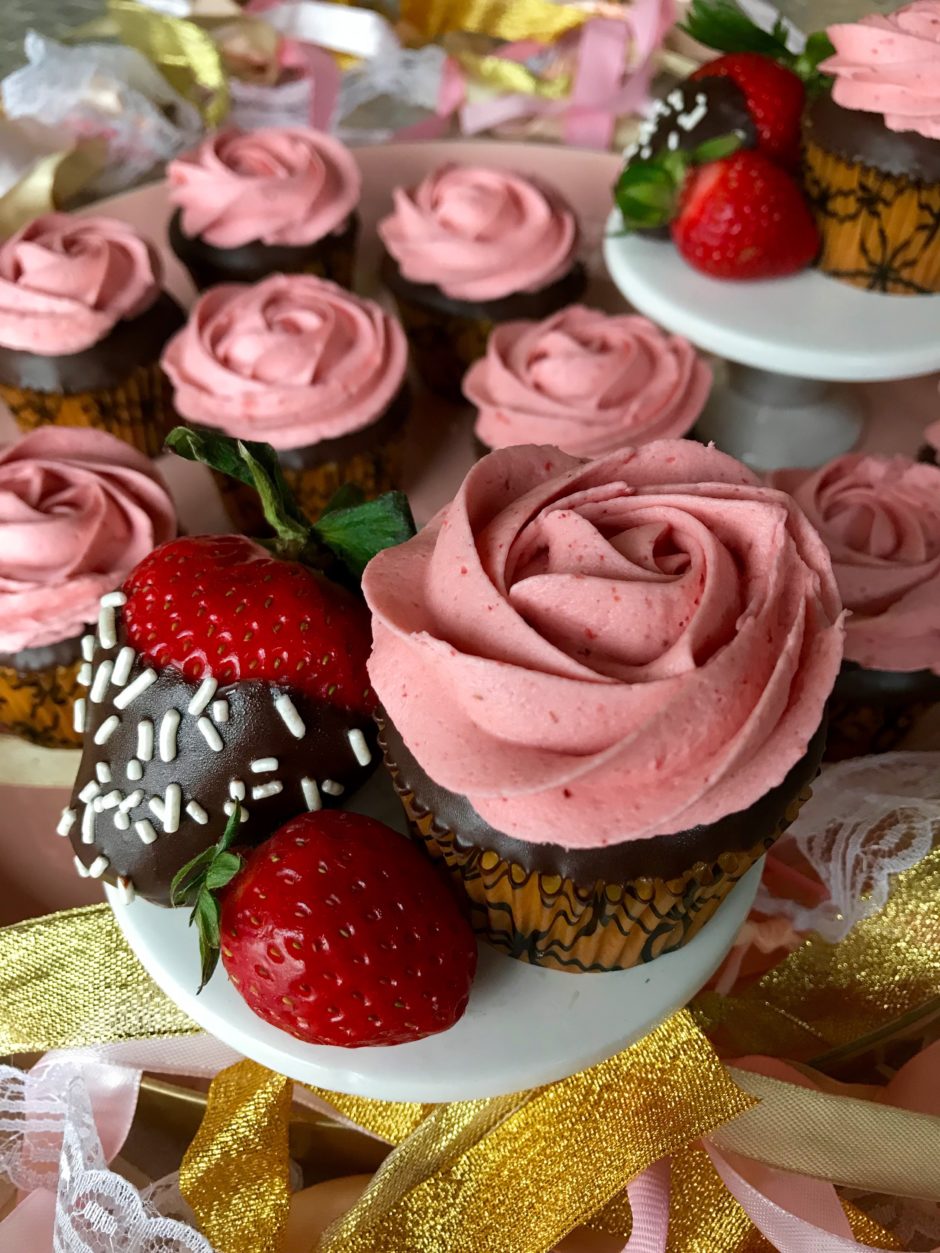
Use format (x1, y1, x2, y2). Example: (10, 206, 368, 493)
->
(0, 361, 177, 458)
(824, 696, 936, 762)
(388, 291, 493, 398)
(383, 745, 812, 974)
(803, 138, 940, 294)
(0, 656, 83, 749)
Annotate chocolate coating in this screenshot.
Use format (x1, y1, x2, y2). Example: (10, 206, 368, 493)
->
(380, 716, 826, 885)
(0, 633, 84, 673)
(834, 660, 940, 706)
(272, 383, 411, 470)
(803, 92, 940, 183)
(0, 293, 186, 394)
(69, 618, 378, 904)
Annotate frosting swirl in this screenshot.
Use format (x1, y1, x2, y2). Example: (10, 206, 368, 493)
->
(770, 454, 940, 674)
(364, 442, 843, 848)
(378, 165, 578, 302)
(821, 1, 940, 140)
(168, 127, 361, 248)
(0, 214, 162, 355)
(0, 428, 177, 652)
(162, 274, 408, 448)
(465, 307, 711, 457)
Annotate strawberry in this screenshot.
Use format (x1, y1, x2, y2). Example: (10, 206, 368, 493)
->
(691, 53, 804, 170)
(173, 808, 478, 1046)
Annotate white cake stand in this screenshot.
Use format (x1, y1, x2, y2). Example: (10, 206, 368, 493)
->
(604, 222, 940, 469)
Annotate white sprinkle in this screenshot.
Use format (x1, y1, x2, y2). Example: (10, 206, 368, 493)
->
(98, 605, 117, 650)
(88, 854, 109, 879)
(640, 145, 652, 159)
(81, 805, 96, 845)
(111, 646, 135, 687)
(81, 634, 95, 662)
(211, 699, 229, 724)
(78, 780, 101, 804)
(94, 715, 120, 746)
(164, 783, 181, 834)
(89, 660, 114, 704)
(250, 757, 279, 774)
(188, 676, 218, 717)
(120, 789, 144, 813)
(223, 800, 249, 823)
(114, 668, 156, 710)
(137, 718, 154, 762)
(274, 694, 305, 739)
(101, 590, 127, 609)
(149, 797, 166, 824)
(347, 729, 372, 767)
(126, 759, 143, 782)
(95, 762, 112, 784)
(652, 97, 670, 117)
(321, 779, 344, 797)
(667, 130, 680, 151)
(678, 100, 708, 131)
(695, 91, 706, 106)
(667, 88, 684, 109)
(251, 781, 283, 801)
(301, 778, 321, 811)
(117, 876, 135, 904)
(159, 709, 181, 763)
(136, 819, 157, 845)
(56, 808, 77, 837)
(186, 801, 209, 825)
(78, 663, 92, 687)
(114, 812, 130, 831)
(92, 796, 105, 813)
(229, 779, 246, 801)
(99, 790, 122, 811)
(74, 856, 90, 878)
(73, 698, 86, 735)
(197, 717, 223, 752)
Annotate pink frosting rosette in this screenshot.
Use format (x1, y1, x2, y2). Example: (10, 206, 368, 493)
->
(378, 165, 578, 302)
(364, 442, 844, 848)
(0, 214, 162, 356)
(0, 428, 177, 652)
(168, 127, 361, 249)
(464, 307, 712, 457)
(821, 1, 940, 139)
(162, 274, 407, 449)
(771, 454, 940, 675)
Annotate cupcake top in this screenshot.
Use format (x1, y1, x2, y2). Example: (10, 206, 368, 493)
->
(378, 165, 579, 302)
(364, 441, 844, 849)
(770, 453, 940, 675)
(168, 127, 361, 249)
(821, 1, 940, 140)
(162, 274, 408, 449)
(0, 214, 162, 356)
(465, 307, 711, 457)
(0, 428, 177, 653)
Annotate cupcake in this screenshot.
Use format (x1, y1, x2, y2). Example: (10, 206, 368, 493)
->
(378, 165, 586, 397)
(0, 215, 185, 456)
(167, 127, 361, 292)
(363, 441, 844, 973)
(771, 453, 940, 759)
(804, 3, 940, 294)
(464, 306, 711, 457)
(162, 274, 409, 528)
(0, 427, 177, 749)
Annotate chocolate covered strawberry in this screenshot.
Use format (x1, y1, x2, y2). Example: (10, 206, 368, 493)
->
(63, 430, 415, 905)
(172, 809, 478, 1047)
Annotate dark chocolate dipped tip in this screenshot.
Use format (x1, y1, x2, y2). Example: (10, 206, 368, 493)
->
(917, 443, 939, 466)
(0, 293, 186, 394)
(834, 660, 940, 707)
(803, 92, 940, 185)
(379, 715, 826, 886)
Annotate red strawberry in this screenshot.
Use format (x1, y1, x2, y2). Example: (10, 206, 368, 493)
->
(691, 53, 804, 171)
(213, 810, 478, 1047)
(671, 150, 819, 280)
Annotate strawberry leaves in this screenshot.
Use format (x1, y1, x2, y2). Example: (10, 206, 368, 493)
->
(170, 805, 244, 991)
(682, 0, 834, 90)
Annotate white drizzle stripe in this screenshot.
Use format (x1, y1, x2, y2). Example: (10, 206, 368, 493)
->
(120, 790, 144, 813)
(74, 856, 90, 878)
(78, 663, 92, 687)
(301, 778, 321, 811)
(94, 715, 120, 746)
(73, 698, 86, 735)
(250, 758, 278, 773)
(111, 646, 135, 687)
(188, 677, 218, 717)
(198, 717, 223, 751)
(78, 780, 100, 804)
(100, 590, 127, 609)
(114, 669, 156, 710)
(149, 797, 166, 824)
(88, 854, 109, 878)
(211, 699, 229, 724)
(81, 805, 95, 845)
(114, 812, 131, 831)
(347, 729, 371, 767)
(126, 759, 143, 782)
(137, 719, 154, 762)
(322, 780, 344, 796)
(95, 763, 112, 784)
(229, 780, 246, 801)
(164, 784, 181, 834)
(136, 819, 157, 845)
(117, 876, 135, 904)
(98, 605, 117, 650)
(274, 694, 305, 739)
(159, 709, 181, 763)
(251, 782, 283, 801)
(89, 660, 114, 704)
(56, 808, 76, 837)
(81, 634, 95, 662)
(186, 801, 209, 825)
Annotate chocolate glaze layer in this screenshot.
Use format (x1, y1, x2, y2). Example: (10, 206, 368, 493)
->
(273, 383, 411, 469)
(0, 293, 187, 394)
(168, 211, 359, 291)
(803, 92, 940, 183)
(69, 618, 378, 904)
(380, 717, 826, 884)
(834, 660, 940, 705)
(0, 633, 85, 673)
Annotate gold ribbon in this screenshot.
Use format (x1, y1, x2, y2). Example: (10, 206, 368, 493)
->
(456, 52, 571, 99)
(401, 0, 586, 42)
(0, 133, 106, 241)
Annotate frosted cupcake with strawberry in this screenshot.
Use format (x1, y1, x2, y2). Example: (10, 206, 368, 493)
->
(364, 440, 844, 972)
(378, 165, 585, 395)
(162, 274, 409, 527)
(771, 453, 940, 759)
(464, 306, 711, 456)
(168, 126, 361, 291)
